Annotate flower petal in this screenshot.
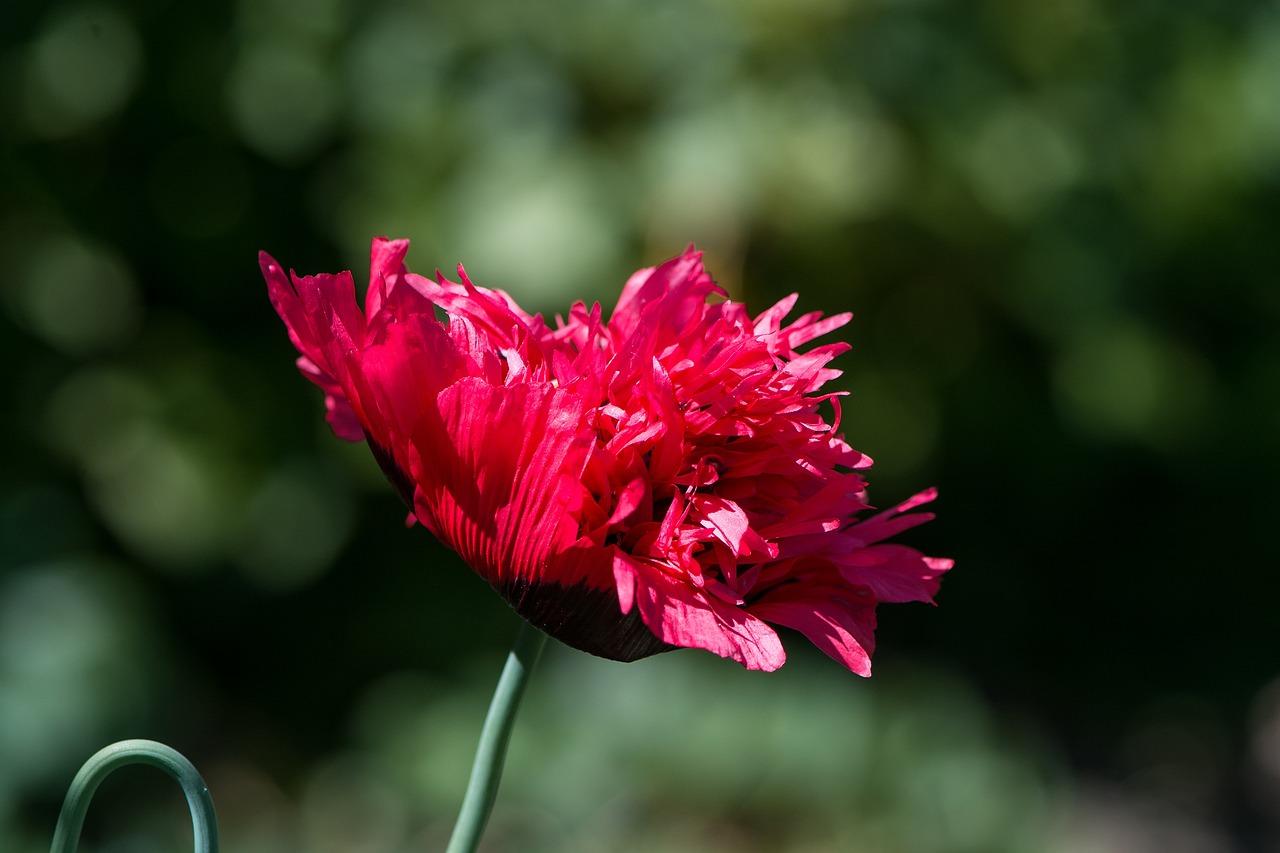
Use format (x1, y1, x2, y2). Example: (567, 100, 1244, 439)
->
(613, 553, 787, 671)
(750, 580, 878, 676)
(365, 236, 411, 319)
(261, 252, 365, 441)
(849, 488, 940, 546)
(835, 544, 950, 604)
(406, 378, 593, 585)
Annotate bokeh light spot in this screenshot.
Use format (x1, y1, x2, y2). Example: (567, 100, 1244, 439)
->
(227, 43, 336, 162)
(22, 4, 143, 137)
(764, 88, 903, 225)
(234, 460, 354, 590)
(963, 102, 1082, 219)
(1053, 320, 1213, 447)
(443, 143, 622, 309)
(342, 8, 450, 139)
(45, 367, 238, 570)
(0, 563, 150, 788)
(645, 102, 755, 248)
(2, 231, 141, 354)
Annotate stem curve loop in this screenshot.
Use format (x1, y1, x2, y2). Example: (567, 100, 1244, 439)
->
(50, 739, 218, 853)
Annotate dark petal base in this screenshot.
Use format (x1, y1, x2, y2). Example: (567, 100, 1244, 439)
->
(365, 433, 670, 662)
(366, 434, 417, 508)
(497, 577, 674, 663)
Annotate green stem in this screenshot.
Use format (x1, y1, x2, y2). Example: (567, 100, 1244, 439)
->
(445, 620, 548, 853)
(50, 739, 218, 853)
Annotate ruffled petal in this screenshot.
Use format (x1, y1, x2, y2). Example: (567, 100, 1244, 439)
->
(750, 591, 876, 676)
(406, 378, 594, 585)
(835, 544, 950, 604)
(850, 488, 940, 546)
(261, 252, 365, 441)
(613, 553, 787, 671)
(364, 236, 411, 319)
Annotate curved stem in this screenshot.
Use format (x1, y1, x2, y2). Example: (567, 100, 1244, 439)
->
(50, 739, 218, 853)
(445, 620, 548, 853)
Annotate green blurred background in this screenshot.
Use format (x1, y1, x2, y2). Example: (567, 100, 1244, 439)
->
(3, 0, 1279, 850)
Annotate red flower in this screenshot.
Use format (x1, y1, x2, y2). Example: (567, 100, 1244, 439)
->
(262, 238, 951, 674)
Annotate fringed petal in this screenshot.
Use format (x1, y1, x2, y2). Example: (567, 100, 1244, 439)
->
(614, 553, 787, 671)
(750, 591, 876, 676)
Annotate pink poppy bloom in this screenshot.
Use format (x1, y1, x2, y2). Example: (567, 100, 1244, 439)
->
(262, 238, 951, 674)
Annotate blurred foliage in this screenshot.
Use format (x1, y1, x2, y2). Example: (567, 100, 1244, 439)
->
(2, 0, 1279, 850)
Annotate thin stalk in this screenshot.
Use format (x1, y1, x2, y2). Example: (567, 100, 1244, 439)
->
(50, 739, 218, 853)
(445, 621, 548, 853)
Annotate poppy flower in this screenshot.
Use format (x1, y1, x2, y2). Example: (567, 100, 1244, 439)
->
(262, 238, 951, 674)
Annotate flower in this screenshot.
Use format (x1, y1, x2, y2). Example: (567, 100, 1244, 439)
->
(262, 238, 951, 674)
